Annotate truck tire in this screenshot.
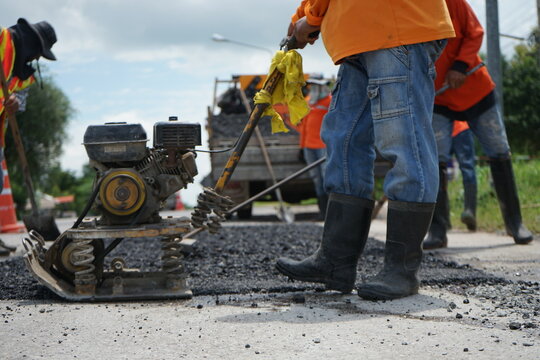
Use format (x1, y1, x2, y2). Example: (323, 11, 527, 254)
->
(237, 205, 253, 219)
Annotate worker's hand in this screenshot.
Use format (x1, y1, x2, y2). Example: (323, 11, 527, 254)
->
(292, 17, 320, 49)
(444, 70, 467, 89)
(3, 94, 20, 115)
(287, 22, 294, 37)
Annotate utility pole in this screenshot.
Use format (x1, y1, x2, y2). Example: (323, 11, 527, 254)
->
(486, 0, 504, 113)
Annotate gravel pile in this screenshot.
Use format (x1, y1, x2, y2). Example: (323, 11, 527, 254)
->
(209, 113, 298, 139)
(0, 224, 509, 300)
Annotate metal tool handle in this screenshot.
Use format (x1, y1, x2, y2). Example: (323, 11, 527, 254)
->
(213, 68, 283, 193)
(0, 56, 40, 215)
(435, 62, 485, 96)
(280, 31, 320, 52)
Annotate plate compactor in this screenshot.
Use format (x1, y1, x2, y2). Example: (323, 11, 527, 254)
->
(22, 119, 213, 301)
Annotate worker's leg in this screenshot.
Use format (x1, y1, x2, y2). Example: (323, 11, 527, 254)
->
(303, 147, 328, 218)
(423, 113, 453, 250)
(452, 129, 477, 230)
(275, 58, 375, 293)
(356, 41, 440, 300)
(468, 105, 533, 244)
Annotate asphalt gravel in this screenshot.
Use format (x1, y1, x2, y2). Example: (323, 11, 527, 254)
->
(1, 223, 539, 334)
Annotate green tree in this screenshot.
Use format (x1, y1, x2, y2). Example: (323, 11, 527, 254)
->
(503, 28, 540, 155)
(4, 71, 74, 212)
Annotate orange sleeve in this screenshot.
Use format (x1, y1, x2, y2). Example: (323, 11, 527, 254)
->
(292, 1, 308, 23)
(292, 0, 329, 26)
(452, 0, 484, 69)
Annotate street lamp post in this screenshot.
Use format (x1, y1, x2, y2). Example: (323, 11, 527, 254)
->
(211, 33, 273, 56)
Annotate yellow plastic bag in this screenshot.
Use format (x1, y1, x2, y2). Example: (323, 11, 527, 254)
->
(253, 50, 310, 133)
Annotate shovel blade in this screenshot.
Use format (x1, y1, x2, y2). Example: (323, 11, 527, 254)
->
(23, 214, 61, 241)
(276, 206, 295, 224)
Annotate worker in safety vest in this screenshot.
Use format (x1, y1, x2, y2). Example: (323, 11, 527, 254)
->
(276, 0, 454, 300)
(0, 18, 57, 255)
(297, 75, 330, 220)
(424, 0, 533, 250)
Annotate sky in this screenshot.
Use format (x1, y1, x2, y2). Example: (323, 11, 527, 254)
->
(1, 0, 537, 206)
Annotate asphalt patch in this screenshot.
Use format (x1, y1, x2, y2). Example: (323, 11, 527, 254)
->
(0, 223, 510, 301)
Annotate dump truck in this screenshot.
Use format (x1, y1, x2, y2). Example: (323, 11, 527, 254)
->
(203, 74, 316, 219)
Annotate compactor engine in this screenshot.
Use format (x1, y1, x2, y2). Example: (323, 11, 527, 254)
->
(83, 120, 200, 225)
(22, 117, 202, 301)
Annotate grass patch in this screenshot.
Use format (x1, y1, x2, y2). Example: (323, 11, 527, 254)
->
(448, 158, 540, 234)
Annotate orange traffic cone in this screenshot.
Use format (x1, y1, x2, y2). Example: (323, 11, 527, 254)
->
(0, 159, 24, 233)
(175, 191, 185, 211)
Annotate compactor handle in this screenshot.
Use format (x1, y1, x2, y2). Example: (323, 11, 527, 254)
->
(280, 31, 320, 51)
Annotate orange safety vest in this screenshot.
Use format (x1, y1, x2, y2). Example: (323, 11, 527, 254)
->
(292, 0, 455, 64)
(298, 94, 330, 149)
(0, 27, 35, 146)
(452, 120, 469, 137)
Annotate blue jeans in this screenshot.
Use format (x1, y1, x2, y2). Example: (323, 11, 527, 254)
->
(451, 129, 477, 185)
(303, 147, 327, 198)
(321, 41, 443, 203)
(433, 105, 511, 163)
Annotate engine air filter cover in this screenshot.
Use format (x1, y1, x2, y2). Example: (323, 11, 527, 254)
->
(153, 120, 201, 149)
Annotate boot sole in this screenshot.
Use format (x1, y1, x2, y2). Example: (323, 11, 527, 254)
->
(514, 236, 534, 245)
(357, 286, 418, 301)
(275, 262, 353, 294)
(461, 215, 477, 231)
(422, 240, 448, 250)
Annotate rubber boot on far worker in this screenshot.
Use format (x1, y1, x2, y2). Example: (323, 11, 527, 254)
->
(489, 158, 533, 244)
(423, 164, 449, 250)
(461, 182, 477, 231)
(357, 200, 435, 300)
(276, 193, 374, 293)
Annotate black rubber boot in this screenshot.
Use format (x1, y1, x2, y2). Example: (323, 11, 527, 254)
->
(461, 182, 477, 231)
(276, 193, 374, 293)
(489, 158, 533, 244)
(317, 193, 329, 220)
(357, 200, 435, 300)
(423, 164, 449, 250)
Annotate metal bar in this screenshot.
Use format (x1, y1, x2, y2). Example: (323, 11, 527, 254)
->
(227, 156, 325, 214)
(435, 62, 485, 96)
(213, 68, 283, 193)
(486, 0, 504, 112)
(182, 156, 325, 241)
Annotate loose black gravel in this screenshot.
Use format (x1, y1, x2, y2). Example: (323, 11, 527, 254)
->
(0, 223, 510, 301)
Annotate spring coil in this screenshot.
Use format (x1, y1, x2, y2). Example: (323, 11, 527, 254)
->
(161, 237, 184, 275)
(71, 239, 97, 285)
(190, 187, 234, 233)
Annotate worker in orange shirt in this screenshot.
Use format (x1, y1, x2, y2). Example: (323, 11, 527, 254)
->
(424, 0, 533, 250)
(275, 0, 454, 300)
(297, 75, 330, 219)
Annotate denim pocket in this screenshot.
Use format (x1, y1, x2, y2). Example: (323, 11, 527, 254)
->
(388, 45, 410, 69)
(426, 40, 447, 79)
(367, 76, 409, 120)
